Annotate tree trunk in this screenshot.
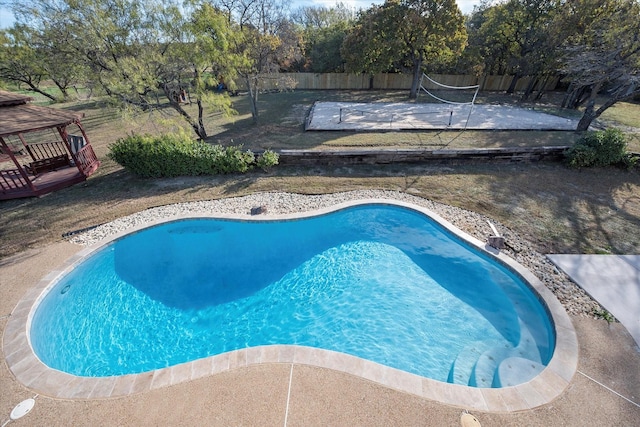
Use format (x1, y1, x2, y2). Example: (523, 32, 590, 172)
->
(534, 76, 549, 101)
(506, 74, 520, 94)
(573, 86, 591, 109)
(409, 56, 423, 100)
(576, 102, 597, 131)
(51, 78, 70, 100)
(561, 82, 577, 109)
(575, 82, 602, 131)
(563, 83, 594, 110)
(576, 95, 620, 132)
(246, 75, 259, 124)
(196, 97, 206, 139)
(521, 76, 537, 101)
(162, 84, 207, 139)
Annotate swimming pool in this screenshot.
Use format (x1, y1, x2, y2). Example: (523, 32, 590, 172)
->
(30, 202, 555, 389)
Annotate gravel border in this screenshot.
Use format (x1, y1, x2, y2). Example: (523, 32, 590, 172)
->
(67, 190, 603, 317)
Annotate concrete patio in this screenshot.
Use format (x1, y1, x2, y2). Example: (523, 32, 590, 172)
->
(548, 254, 640, 347)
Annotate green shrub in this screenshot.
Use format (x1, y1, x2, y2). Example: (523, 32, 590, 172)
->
(256, 149, 280, 171)
(108, 132, 259, 177)
(621, 152, 639, 169)
(564, 128, 634, 168)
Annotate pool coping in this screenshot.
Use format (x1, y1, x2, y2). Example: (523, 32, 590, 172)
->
(2, 198, 578, 412)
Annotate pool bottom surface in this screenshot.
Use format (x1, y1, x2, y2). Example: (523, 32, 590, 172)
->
(33, 241, 545, 386)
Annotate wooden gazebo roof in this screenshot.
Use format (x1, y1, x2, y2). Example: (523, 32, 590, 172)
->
(0, 90, 32, 105)
(0, 90, 84, 137)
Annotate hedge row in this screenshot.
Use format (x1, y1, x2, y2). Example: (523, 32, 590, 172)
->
(108, 133, 278, 178)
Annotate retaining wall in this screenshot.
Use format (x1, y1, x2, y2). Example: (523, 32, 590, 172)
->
(276, 146, 569, 166)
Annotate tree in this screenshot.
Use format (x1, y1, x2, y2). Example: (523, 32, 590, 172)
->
(447, 1, 492, 76)
(0, 25, 59, 101)
(342, 0, 467, 99)
(291, 2, 355, 29)
(181, 3, 244, 138)
(465, 0, 560, 97)
(6, 0, 241, 139)
(291, 3, 355, 72)
(234, 23, 299, 123)
(215, 0, 300, 123)
(0, 20, 83, 101)
(503, 0, 558, 95)
(305, 23, 350, 72)
(557, 0, 640, 131)
(34, 16, 86, 100)
(465, 1, 519, 76)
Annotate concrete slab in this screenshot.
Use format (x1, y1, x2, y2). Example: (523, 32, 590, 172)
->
(548, 254, 640, 347)
(306, 102, 579, 131)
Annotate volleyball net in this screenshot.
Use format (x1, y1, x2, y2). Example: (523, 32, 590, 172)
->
(419, 74, 479, 128)
(334, 75, 479, 129)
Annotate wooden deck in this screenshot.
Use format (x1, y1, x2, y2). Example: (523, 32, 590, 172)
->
(0, 166, 87, 200)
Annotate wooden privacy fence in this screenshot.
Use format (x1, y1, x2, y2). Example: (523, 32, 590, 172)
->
(258, 73, 559, 92)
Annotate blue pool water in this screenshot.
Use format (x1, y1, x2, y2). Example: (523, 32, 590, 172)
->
(31, 204, 555, 387)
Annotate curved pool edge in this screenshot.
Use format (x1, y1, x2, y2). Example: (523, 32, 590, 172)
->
(3, 198, 578, 412)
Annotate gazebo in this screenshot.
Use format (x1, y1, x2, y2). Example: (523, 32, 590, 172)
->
(0, 90, 100, 200)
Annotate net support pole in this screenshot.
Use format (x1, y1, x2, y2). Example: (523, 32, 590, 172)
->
(464, 84, 480, 129)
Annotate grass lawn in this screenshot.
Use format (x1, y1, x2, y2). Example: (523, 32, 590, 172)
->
(1, 89, 639, 259)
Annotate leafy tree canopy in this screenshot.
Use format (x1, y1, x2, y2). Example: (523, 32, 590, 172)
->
(556, 0, 640, 130)
(342, 0, 467, 98)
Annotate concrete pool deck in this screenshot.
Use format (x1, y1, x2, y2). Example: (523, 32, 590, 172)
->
(548, 254, 640, 347)
(2, 237, 640, 424)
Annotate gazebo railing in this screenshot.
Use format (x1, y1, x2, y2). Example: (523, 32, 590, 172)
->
(0, 168, 29, 193)
(75, 144, 99, 175)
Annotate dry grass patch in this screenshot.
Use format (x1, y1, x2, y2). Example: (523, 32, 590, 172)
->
(1, 162, 639, 259)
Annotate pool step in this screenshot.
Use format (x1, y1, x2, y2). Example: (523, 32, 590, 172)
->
(470, 347, 512, 387)
(447, 342, 488, 385)
(470, 322, 543, 387)
(495, 357, 546, 387)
